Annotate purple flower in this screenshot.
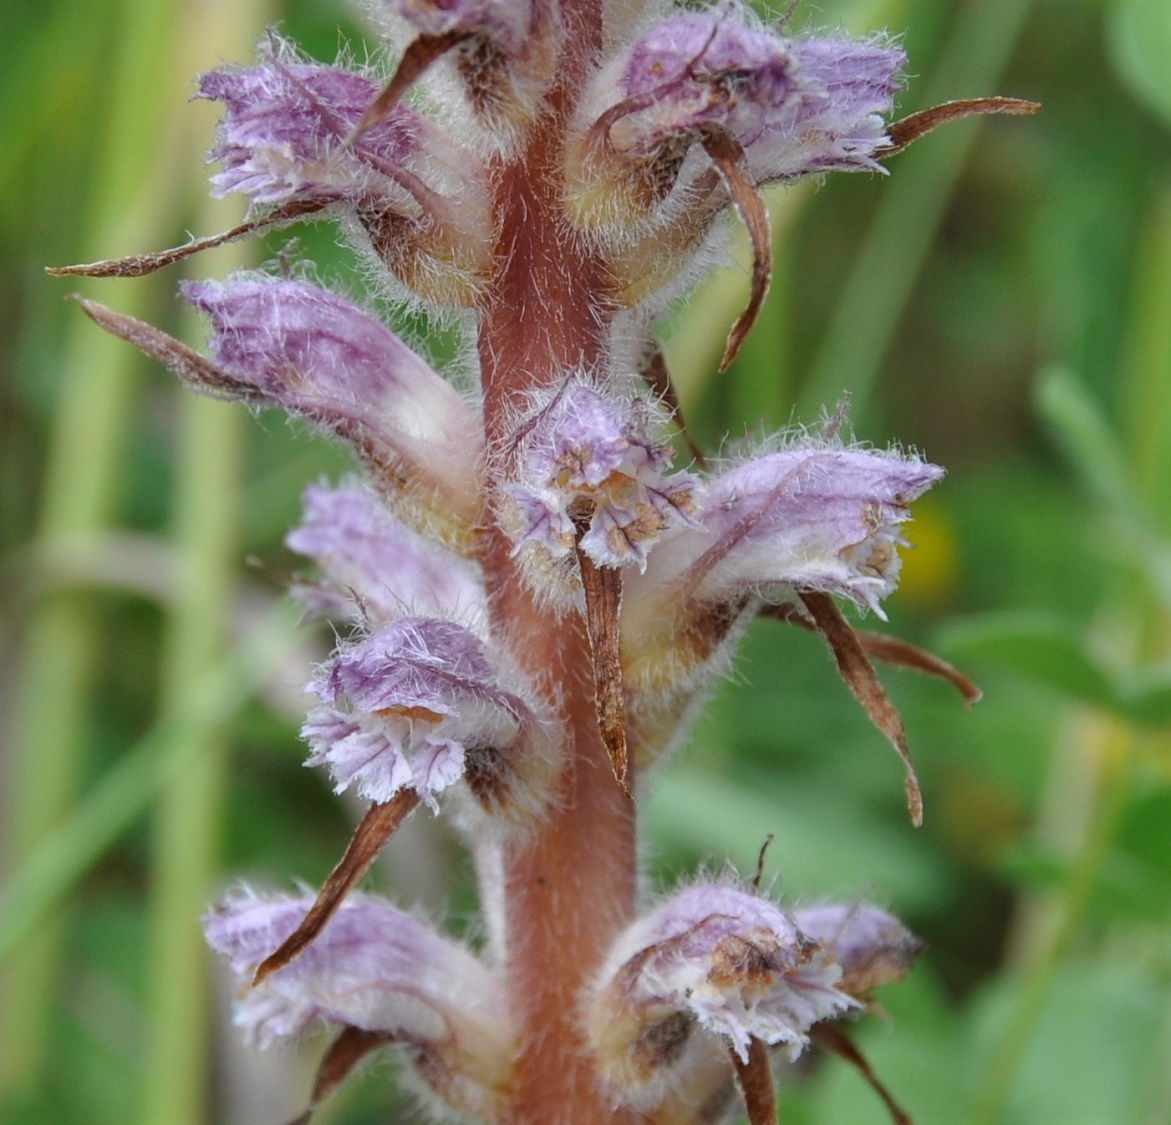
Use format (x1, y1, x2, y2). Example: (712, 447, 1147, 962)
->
(204, 890, 513, 1119)
(198, 61, 418, 206)
(587, 884, 854, 1105)
(794, 902, 923, 997)
(565, 13, 904, 236)
(182, 277, 483, 536)
(634, 442, 943, 618)
(286, 483, 486, 630)
(197, 55, 494, 304)
(303, 617, 544, 813)
(501, 380, 701, 572)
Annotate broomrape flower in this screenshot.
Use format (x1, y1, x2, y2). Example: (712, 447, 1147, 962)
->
(56, 0, 1034, 1120)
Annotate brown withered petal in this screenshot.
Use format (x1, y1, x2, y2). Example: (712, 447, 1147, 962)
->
(798, 592, 922, 826)
(699, 129, 773, 373)
(74, 299, 261, 401)
(637, 344, 706, 468)
(729, 1038, 776, 1125)
(810, 1023, 913, 1125)
(253, 790, 420, 985)
(576, 540, 631, 795)
(760, 602, 980, 706)
(882, 96, 1040, 157)
(346, 31, 475, 150)
(45, 200, 327, 279)
(850, 632, 981, 706)
(287, 1027, 396, 1125)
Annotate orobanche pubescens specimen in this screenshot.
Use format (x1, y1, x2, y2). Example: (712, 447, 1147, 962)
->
(56, 2, 1033, 1121)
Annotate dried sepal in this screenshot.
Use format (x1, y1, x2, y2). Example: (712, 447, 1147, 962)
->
(761, 601, 981, 705)
(799, 591, 922, 825)
(45, 201, 326, 279)
(74, 299, 261, 400)
(699, 128, 773, 373)
(345, 30, 475, 149)
(253, 791, 420, 984)
(288, 1027, 395, 1125)
(730, 1038, 777, 1125)
(882, 96, 1040, 156)
(576, 538, 630, 794)
(810, 1023, 913, 1125)
(636, 344, 706, 468)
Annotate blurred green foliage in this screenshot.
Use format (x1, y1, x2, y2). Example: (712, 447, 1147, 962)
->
(3, 0, 1171, 1123)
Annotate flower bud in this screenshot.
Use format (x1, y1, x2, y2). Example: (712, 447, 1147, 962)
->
(182, 277, 483, 544)
(204, 890, 513, 1121)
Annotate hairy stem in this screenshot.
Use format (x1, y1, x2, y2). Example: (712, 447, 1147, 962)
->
(476, 3, 641, 1120)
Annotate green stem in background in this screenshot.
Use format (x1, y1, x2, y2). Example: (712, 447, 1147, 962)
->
(1121, 192, 1171, 536)
(138, 320, 246, 1125)
(0, 0, 195, 1096)
(798, 0, 1035, 425)
(972, 187, 1171, 1123)
(0, 602, 304, 968)
(137, 8, 276, 1123)
(966, 729, 1137, 1125)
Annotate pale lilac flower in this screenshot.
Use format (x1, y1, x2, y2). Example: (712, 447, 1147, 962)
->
(587, 884, 855, 1105)
(197, 61, 424, 206)
(794, 902, 924, 997)
(634, 443, 944, 618)
(566, 13, 904, 236)
(182, 277, 483, 533)
(303, 617, 535, 812)
(501, 380, 700, 572)
(286, 483, 487, 630)
(204, 890, 513, 1120)
(198, 54, 494, 304)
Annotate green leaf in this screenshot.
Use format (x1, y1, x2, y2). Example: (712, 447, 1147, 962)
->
(1109, 0, 1171, 130)
(939, 612, 1118, 710)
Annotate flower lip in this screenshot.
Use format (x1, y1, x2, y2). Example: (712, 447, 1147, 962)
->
(197, 60, 423, 207)
(502, 379, 701, 571)
(303, 616, 531, 810)
(589, 882, 857, 1098)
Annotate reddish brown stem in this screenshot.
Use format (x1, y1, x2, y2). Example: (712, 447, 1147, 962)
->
(475, 5, 639, 1122)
